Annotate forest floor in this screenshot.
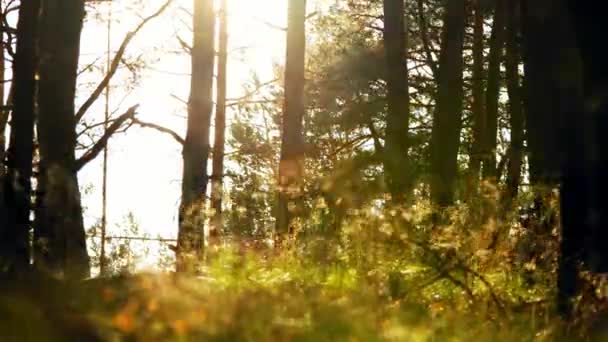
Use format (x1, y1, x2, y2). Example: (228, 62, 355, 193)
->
(1, 240, 606, 342)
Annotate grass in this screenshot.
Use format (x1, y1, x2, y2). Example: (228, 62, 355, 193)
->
(0, 243, 572, 341)
(1, 196, 605, 341)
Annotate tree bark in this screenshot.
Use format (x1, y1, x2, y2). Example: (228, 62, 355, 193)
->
(0, 2, 6, 178)
(0, 0, 40, 274)
(468, 1, 485, 192)
(560, 0, 608, 318)
(482, 0, 506, 180)
(521, 1, 580, 185)
(210, 0, 228, 246)
(429, 0, 466, 207)
(521, 0, 584, 317)
(35, 0, 90, 279)
(382, 0, 411, 202)
(177, 0, 216, 272)
(276, 0, 306, 238)
(504, 0, 523, 202)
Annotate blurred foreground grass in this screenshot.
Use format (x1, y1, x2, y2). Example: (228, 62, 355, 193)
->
(0, 245, 583, 342)
(2, 196, 607, 341)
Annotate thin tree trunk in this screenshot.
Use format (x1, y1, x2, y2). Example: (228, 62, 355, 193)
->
(0, 0, 40, 274)
(468, 1, 485, 194)
(99, 2, 113, 277)
(482, 0, 506, 180)
(429, 0, 466, 207)
(35, 0, 90, 279)
(276, 0, 306, 239)
(504, 0, 523, 202)
(0, 2, 6, 178)
(210, 0, 228, 246)
(177, 0, 216, 272)
(382, 0, 411, 202)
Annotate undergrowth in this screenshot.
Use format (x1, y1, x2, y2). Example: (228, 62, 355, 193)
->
(1, 193, 607, 341)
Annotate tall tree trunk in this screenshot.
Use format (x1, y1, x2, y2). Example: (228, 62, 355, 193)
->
(560, 0, 608, 318)
(177, 0, 216, 272)
(35, 0, 90, 279)
(276, 0, 306, 239)
(521, 1, 579, 186)
(429, 0, 466, 207)
(504, 0, 523, 202)
(210, 0, 228, 246)
(482, 0, 506, 180)
(0, 2, 6, 178)
(382, 0, 411, 202)
(468, 1, 485, 193)
(522, 0, 583, 317)
(0, 0, 40, 274)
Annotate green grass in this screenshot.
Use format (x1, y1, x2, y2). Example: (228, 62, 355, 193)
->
(0, 244, 570, 341)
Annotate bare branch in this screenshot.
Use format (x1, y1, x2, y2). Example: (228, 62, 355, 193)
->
(75, 105, 139, 171)
(417, 0, 439, 78)
(176, 34, 192, 54)
(170, 93, 188, 106)
(225, 78, 279, 103)
(75, 0, 173, 122)
(132, 117, 185, 145)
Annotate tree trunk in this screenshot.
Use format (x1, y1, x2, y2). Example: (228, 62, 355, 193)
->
(429, 0, 466, 207)
(468, 1, 485, 191)
(504, 0, 523, 202)
(382, 0, 411, 202)
(0, 2, 6, 178)
(35, 0, 90, 279)
(560, 0, 608, 318)
(482, 0, 506, 180)
(177, 0, 216, 272)
(276, 0, 306, 239)
(0, 0, 40, 274)
(210, 0, 228, 246)
(522, 0, 584, 317)
(521, 1, 580, 186)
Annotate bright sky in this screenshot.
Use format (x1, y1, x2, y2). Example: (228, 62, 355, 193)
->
(77, 0, 314, 253)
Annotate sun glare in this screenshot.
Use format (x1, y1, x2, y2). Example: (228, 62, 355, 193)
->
(77, 0, 293, 272)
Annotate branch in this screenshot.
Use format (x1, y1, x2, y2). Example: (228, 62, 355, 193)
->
(417, 0, 439, 78)
(176, 34, 192, 54)
(226, 78, 279, 103)
(257, 18, 286, 32)
(75, 105, 139, 171)
(367, 119, 384, 153)
(132, 118, 185, 145)
(75, 0, 172, 122)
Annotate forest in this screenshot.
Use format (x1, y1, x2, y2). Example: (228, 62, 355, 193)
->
(0, 0, 607, 340)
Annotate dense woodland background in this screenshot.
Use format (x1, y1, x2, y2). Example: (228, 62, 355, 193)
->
(0, 0, 608, 340)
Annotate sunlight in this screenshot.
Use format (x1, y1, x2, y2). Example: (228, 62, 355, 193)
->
(78, 0, 290, 245)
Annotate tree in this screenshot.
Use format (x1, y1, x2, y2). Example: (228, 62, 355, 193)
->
(177, 0, 216, 272)
(482, 0, 506, 180)
(468, 0, 485, 191)
(276, 0, 307, 238)
(35, 0, 90, 278)
(0, 0, 40, 273)
(503, 0, 523, 202)
(0, 2, 7, 179)
(559, 0, 608, 318)
(520, 0, 579, 186)
(382, 0, 411, 201)
(429, 0, 466, 207)
(210, 0, 228, 244)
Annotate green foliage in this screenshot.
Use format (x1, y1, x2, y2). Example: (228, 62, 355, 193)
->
(7, 195, 606, 340)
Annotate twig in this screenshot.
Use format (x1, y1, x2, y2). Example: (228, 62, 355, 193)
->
(75, 105, 139, 171)
(132, 117, 185, 145)
(75, 0, 173, 122)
